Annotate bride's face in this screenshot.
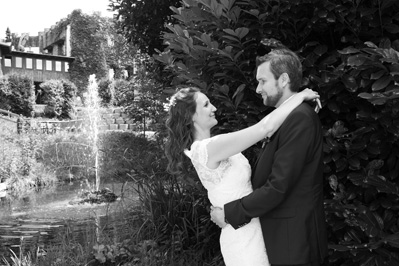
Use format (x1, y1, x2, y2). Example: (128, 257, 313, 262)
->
(192, 92, 218, 131)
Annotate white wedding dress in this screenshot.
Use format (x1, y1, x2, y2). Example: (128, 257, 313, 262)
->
(185, 137, 270, 266)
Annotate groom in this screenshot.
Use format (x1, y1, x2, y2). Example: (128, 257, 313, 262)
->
(211, 48, 328, 266)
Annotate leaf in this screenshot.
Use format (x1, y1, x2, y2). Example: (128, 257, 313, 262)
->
(364, 41, 378, 48)
(347, 172, 365, 186)
(223, 29, 237, 36)
(370, 70, 385, 80)
(383, 233, 399, 248)
(327, 101, 340, 113)
(371, 76, 392, 91)
(338, 47, 360, 54)
(384, 23, 399, 34)
(314, 45, 328, 56)
(348, 54, 368, 66)
(348, 156, 361, 170)
(222, 35, 240, 43)
(200, 33, 212, 46)
(233, 27, 248, 41)
(328, 175, 338, 191)
(365, 175, 399, 194)
(219, 84, 229, 95)
(329, 244, 351, 251)
(232, 84, 246, 99)
(342, 74, 357, 91)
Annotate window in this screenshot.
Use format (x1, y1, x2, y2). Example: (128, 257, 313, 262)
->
(15, 57, 22, 68)
(26, 58, 33, 69)
(4, 57, 11, 67)
(55, 61, 62, 71)
(36, 59, 43, 70)
(46, 60, 52, 71)
(65, 62, 69, 72)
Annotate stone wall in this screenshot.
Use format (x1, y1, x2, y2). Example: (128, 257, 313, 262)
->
(76, 107, 137, 131)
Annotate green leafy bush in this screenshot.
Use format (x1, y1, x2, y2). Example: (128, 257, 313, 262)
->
(97, 131, 221, 264)
(0, 75, 11, 110)
(113, 79, 134, 106)
(39, 130, 96, 181)
(0, 74, 35, 116)
(40, 79, 77, 119)
(97, 78, 114, 106)
(0, 127, 57, 193)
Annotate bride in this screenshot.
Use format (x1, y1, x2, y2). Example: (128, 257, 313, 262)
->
(165, 86, 320, 266)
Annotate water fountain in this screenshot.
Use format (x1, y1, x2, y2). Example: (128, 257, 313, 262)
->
(0, 74, 129, 261)
(84, 74, 101, 192)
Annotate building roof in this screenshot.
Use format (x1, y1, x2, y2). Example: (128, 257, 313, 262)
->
(10, 50, 74, 61)
(0, 42, 12, 54)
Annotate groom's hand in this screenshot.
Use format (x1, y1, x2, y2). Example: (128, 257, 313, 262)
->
(210, 206, 228, 228)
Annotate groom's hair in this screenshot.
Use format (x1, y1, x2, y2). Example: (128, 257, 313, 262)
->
(256, 48, 303, 92)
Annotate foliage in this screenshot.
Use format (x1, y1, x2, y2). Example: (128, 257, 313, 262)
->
(102, 18, 139, 79)
(38, 130, 96, 181)
(109, 0, 181, 55)
(5, 27, 11, 42)
(0, 75, 11, 110)
(120, 134, 222, 265)
(155, 0, 399, 265)
(0, 124, 57, 194)
(122, 73, 165, 133)
(98, 78, 114, 106)
(39, 79, 77, 119)
(112, 79, 134, 107)
(92, 131, 222, 265)
(68, 10, 109, 96)
(321, 41, 399, 265)
(0, 74, 35, 117)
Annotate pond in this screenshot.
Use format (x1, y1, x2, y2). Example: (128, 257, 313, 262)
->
(0, 181, 140, 260)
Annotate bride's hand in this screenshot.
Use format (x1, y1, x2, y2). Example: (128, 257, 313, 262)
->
(300, 88, 322, 113)
(300, 88, 319, 101)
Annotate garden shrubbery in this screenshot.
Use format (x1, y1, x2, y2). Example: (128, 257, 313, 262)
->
(0, 123, 57, 194)
(0, 73, 35, 116)
(40, 79, 77, 119)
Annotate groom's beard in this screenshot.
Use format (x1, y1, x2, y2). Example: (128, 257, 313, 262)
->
(264, 81, 283, 107)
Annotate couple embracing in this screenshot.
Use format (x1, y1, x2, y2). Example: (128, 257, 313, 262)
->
(165, 48, 328, 266)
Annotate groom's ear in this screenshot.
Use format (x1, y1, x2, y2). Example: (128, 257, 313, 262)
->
(279, 73, 290, 87)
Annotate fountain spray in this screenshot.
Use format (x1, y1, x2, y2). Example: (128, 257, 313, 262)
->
(84, 74, 101, 191)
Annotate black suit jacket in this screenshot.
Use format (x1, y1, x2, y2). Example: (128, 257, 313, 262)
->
(224, 103, 328, 264)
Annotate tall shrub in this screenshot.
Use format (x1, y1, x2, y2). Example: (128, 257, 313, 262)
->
(69, 10, 109, 96)
(0, 75, 11, 110)
(98, 78, 114, 106)
(1, 73, 35, 116)
(113, 78, 134, 106)
(40, 79, 76, 119)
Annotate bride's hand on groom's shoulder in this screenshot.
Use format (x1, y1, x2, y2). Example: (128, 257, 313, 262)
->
(210, 206, 228, 228)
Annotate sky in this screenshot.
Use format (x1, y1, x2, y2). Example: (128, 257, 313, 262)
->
(0, 0, 115, 39)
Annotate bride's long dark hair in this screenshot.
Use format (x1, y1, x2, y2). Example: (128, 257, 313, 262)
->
(165, 87, 200, 175)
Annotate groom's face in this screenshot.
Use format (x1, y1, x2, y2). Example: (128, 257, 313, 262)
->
(256, 62, 284, 107)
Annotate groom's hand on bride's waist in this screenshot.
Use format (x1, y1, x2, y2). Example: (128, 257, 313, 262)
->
(210, 206, 228, 228)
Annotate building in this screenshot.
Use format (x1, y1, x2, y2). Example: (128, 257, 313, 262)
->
(0, 21, 74, 104)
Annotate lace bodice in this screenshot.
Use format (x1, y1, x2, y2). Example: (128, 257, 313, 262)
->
(185, 137, 253, 207)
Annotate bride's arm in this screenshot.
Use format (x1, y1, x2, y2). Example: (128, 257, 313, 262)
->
(207, 89, 319, 165)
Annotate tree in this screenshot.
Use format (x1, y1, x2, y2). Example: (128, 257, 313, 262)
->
(102, 17, 139, 79)
(5, 27, 11, 42)
(69, 10, 109, 96)
(109, 0, 181, 55)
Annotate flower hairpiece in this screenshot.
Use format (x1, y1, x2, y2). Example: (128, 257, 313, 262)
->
(169, 96, 177, 107)
(164, 96, 177, 112)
